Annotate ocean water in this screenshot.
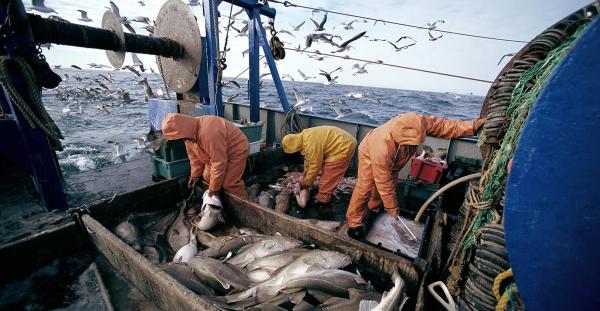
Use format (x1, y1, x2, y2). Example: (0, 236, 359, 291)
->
(43, 68, 483, 175)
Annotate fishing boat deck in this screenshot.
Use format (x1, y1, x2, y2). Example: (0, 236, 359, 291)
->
(0, 157, 154, 246)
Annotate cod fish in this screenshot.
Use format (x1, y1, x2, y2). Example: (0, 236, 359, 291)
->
(359, 266, 406, 311)
(141, 208, 179, 246)
(189, 256, 252, 293)
(115, 219, 142, 251)
(199, 235, 266, 259)
(274, 190, 292, 214)
(247, 268, 272, 283)
(246, 184, 261, 202)
(227, 236, 303, 268)
(246, 248, 310, 273)
(195, 204, 225, 231)
(167, 202, 191, 252)
(157, 262, 215, 296)
(196, 230, 234, 248)
(173, 229, 198, 263)
(226, 250, 352, 304)
(281, 269, 371, 298)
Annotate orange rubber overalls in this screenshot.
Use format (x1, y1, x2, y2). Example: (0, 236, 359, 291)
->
(346, 113, 485, 228)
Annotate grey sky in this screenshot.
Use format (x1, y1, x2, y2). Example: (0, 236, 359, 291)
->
(38, 0, 592, 95)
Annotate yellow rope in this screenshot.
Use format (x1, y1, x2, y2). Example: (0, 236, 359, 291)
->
(493, 268, 513, 300)
(496, 284, 518, 311)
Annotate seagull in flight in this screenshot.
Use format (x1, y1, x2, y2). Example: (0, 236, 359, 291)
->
(132, 16, 151, 25)
(425, 19, 445, 30)
(297, 69, 315, 81)
(352, 63, 368, 75)
(293, 88, 312, 112)
(310, 13, 327, 31)
(290, 21, 305, 31)
(428, 30, 443, 41)
(77, 10, 93, 22)
(131, 53, 145, 72)
(331, 31, 367, 53)
(282, 74, 295, 81)
(388, 40, 416, 52)
(337, 20, 359, 30)
(319, 68, 340, 86)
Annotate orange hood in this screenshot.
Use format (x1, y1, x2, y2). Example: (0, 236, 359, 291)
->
(389, 112, 427, 146)
(161, 113, 199, 141)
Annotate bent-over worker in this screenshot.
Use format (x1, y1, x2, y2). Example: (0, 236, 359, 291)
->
(346, 112, 485, 239)
(282, 126, 357, 208)
(161, 113, 250, 197)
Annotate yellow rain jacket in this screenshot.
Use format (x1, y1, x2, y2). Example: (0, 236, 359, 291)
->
(282, 126, 357, 185)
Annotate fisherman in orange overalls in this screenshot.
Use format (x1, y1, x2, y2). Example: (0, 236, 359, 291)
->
(346, 112, 485, 239)
(282, 126, 357, 208)
(161, 113, 250, 197)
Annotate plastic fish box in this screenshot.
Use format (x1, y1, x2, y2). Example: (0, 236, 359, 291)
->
(151, 155, 190, 180)
(157, 139, 188, 162)
(403, 179, 440, 205)
(234, 122, 263, 142)
(408, 156, 447, 184)
(249, 140, 261, 154)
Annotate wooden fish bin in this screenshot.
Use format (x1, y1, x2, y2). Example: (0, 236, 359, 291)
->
(72, 176, 423, 310)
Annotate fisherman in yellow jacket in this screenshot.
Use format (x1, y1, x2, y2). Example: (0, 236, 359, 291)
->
(282, 126, 357, 208)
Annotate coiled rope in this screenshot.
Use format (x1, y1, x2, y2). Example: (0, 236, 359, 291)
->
(462, 22, 591, 253)
(281, 108, 304, 135)
(0, 56, 63, 150)
(493, 269, 519, 311)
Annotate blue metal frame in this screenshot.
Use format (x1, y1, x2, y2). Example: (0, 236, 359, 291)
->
(203, 0, 290, 122)
(505, 18, 600, 310)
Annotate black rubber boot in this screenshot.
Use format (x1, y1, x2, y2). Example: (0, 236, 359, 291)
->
(347, 226, 365, 240)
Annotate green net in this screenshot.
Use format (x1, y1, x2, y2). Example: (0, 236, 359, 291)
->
(462, 22, 591, 251)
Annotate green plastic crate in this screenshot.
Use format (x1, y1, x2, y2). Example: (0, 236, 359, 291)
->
(403, 179, 440, 201)
(158, 139, 188, 162)
(235, 122, 263, 142)
(151, 155, 190, 179)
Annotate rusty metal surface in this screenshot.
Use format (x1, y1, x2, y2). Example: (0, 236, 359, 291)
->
(155, 0, 203, 93)
(82, 214, 218, 311)
(102, 11, 125, 69)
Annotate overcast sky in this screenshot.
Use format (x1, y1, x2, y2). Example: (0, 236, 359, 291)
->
(36, 0, 591, 95)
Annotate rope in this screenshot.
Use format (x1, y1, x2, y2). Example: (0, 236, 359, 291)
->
(269, 0, 529, 43)
(281, 108, 304, 135)
(496, 283, 519, 311)
(0, 56, 63, 150)
(284, 47, 494, 83)
(493, 268, 513, 301)
(462, 21, 592, 252)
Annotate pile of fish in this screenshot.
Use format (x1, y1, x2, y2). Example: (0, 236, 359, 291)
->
(113, 198, 407, 310)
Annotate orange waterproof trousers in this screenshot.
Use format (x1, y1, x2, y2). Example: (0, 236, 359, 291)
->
(201, 146, 249, 197)
(346, 147, 399, 228)
(314, 148, 355, 203)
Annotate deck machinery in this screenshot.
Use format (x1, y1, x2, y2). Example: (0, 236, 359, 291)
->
(0, 0, 289, 211)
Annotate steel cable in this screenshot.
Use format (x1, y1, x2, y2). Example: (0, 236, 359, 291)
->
(268, 0, 529, 43)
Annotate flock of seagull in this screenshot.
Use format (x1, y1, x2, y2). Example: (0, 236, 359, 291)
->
(28, 0, 466, 121)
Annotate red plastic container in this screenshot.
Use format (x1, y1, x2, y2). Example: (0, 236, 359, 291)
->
(408, 156, 447, 183)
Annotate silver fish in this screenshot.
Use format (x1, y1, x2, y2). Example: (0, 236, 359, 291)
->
(195, 204, 225, 231)
(257, 191, 276, 208)
(199, 235, 266, 259)
(246, 248, 310, 273)
(115, 220, 142, 251)
(226, 250, 352, 304)
(359, 266, 406, 311)
(167, 203, 191, 252)
(196, 230, 234, 248)
(281, 269, 370, 298)
(188, 256, 252, 293)
(173, 230, 198, 263)
(141, 208, 179, 246)
(157, 262, 215, 296)
(227, 236, 303, 268)
(248, 268, 272, 283)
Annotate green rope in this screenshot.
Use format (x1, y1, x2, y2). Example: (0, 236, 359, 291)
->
(462, 22, 590, 251)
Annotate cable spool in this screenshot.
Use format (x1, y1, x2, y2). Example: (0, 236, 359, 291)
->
(102, 11, 126, 68)
(154, 0, 203, 93)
